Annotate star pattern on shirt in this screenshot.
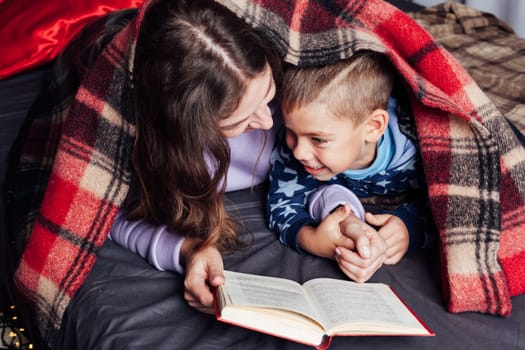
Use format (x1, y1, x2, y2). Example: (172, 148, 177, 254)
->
(283, 166, 297, 175)
(376, 179, 391, 189)
(280, 205, 298, 218)
(268, 197, 292, 213)
(277, 221, 291, 233)
(275, 179, 306, 197)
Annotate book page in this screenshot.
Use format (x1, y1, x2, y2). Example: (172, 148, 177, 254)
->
(221, 271, 322, 321)
(302, 278, 426, 334)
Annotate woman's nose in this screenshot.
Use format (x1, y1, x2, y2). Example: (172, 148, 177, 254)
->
(250, 105, 273, 130)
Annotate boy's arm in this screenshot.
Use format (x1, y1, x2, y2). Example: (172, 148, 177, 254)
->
(266, 143, 317, 254)
(308, 184, 365, 221)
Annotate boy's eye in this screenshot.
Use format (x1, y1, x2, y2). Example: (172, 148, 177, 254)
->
(311, 137, 328, 144)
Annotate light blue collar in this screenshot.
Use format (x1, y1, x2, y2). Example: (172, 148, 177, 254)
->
(343, 126, 394, 179)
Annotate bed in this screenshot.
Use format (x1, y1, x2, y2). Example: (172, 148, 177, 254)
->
(1, 1, 524, 349)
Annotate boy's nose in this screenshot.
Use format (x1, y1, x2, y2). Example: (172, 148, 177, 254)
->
(292, 139, 310, 161)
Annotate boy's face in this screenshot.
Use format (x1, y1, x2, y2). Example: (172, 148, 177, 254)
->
(284, 101, 378, 181)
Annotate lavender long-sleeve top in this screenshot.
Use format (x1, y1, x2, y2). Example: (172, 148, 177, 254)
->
(109, 126, 277, 274)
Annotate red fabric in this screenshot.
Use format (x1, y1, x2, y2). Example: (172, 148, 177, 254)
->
(0, 0, 144, 79)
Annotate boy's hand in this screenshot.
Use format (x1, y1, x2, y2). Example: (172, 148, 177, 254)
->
(297, 204, 357, 259)
(365, 213, 409, 265)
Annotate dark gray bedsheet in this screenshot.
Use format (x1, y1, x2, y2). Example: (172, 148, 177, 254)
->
(55, 186, 524, 350)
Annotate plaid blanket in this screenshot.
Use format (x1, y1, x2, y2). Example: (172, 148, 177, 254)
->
(7, 8, 139, 344)
(7, 0, 525, 343)
(409, 1, 525, 299)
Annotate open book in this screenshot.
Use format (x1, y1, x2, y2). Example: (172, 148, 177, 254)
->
(215, 270, 433, 349)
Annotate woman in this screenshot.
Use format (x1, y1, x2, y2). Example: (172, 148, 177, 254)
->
(110, 0, 281, 313)
(110, 0, 385, 314)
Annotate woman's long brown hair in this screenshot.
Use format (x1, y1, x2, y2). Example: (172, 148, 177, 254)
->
(130, 0, 280, 252)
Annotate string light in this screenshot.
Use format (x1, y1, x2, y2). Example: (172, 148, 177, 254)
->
(0, 304, 34, 350)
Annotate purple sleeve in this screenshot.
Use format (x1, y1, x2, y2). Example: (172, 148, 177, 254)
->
(109, 213, 185, 274)
(308, 184, 365, 221)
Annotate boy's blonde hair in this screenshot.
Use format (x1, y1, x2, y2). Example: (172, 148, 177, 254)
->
(280, 51, 395, 125)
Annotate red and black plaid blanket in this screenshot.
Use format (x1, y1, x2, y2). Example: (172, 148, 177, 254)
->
(8, 0, 525, 342)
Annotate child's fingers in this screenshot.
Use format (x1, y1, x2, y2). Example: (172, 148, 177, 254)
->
(365, 212, 389, 226)
(335, 247, 367, 267)
(335, 248, 386, 283)
(337, 235, 356, 251)
(329, 204, 352, 224)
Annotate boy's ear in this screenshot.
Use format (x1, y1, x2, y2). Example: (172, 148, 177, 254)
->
(365, 109, 388, 143)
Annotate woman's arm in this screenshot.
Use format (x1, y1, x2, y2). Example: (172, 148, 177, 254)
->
(111, 212, 226, 314)
(109, 213, 185, 274)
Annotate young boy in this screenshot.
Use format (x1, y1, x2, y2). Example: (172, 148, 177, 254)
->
(267, 51, 430, 282)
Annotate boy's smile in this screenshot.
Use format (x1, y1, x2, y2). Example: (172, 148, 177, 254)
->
(302, 164, 325, 177)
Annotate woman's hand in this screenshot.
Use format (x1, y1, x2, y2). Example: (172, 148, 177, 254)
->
(336, 212, 388, 283)
(365, 212, 409, 265)
(183, 240, 225, 314)
(334, 227, 387, 283)
(299, 204, 388, 283)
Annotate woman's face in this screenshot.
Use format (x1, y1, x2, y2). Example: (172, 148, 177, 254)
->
(218, 64, 276, 137)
